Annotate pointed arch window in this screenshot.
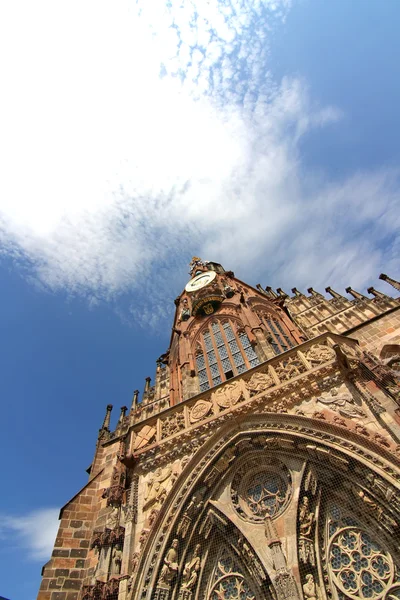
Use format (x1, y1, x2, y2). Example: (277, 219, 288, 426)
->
(195, 320, 260, 392)
(258, 313, 296, 355)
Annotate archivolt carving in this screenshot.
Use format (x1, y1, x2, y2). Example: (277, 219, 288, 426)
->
(132, 418, 400, 600)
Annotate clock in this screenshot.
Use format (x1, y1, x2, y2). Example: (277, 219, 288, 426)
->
(185, 270, 216, 292)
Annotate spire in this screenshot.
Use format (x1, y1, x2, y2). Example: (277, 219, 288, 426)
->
(345, 286, 368, 301)
(100, 404, 113, 431)
(379, 273, 400, 292)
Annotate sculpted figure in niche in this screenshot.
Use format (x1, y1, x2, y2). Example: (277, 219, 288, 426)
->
(111, 543, 123, 575)
(303, 574, 321, 600)
(159, 539, 179, 585)
(181, 544, 201, 590)
(317, 387, 366, 419)
(299, 497, 315, 538)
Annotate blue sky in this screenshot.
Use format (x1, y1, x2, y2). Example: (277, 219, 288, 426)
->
(0, 1, 399, 598)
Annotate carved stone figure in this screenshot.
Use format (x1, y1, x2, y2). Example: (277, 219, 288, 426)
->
(181, 544, 201, 590)
(144, 466, 172, 509)
(111, 543, 122, 575)
(317, 388, 366, 418)
(106, 506, 119, 529)
(303, 574, 321, 600)
(299, 497, 315, 538)
(158, 539, 179, 586)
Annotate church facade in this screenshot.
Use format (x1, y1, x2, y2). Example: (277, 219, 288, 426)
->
(37, 260, 400, 600)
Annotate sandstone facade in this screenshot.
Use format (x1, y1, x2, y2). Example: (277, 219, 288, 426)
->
(37, 260, 400, 600)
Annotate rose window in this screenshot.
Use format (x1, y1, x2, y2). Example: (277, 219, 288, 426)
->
(328, 528, 394, 599)
(231, 459, 291, 522)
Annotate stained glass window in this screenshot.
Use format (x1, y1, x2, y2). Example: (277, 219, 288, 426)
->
(257, 313, 296, 355)
(195, 320, 260, 392)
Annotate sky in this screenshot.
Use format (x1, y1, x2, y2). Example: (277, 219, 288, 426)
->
(0, 0, 399, 597)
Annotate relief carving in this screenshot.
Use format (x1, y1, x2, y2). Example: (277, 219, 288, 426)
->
(212, 380, 245, 409)
(305, 344, 335, 365)
(161, 411, 185, 440)
(144, 466, 174, 510)
(317, 387, 366, 419)
(246, 371, 275, 395)
(132, 425, 156, 451)
(189, 400, 212, 423)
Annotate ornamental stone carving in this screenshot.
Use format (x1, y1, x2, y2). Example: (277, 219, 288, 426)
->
(144, 466, 174, 510)
(189, 399, 212, 423)
(317, 387, 366, 419)
(246, 371, 275, 395)
(132, 424, 156, 451)
(212, 380, 245, 409)
(305, 344, 335, 365)
(178, 543, 201, 597)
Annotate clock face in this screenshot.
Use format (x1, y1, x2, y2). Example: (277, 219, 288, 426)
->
(185, 270, 216, 292)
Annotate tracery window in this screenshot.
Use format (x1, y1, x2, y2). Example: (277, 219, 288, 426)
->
(325, 503, 400, 600)
(195, 320, 260, 392)
(208, 548, 256, 600)
(257, 312, 296, 355)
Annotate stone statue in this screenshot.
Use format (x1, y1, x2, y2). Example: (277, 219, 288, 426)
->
(303, 574, 321, 600)
(299, 497, 314, 538)
(111, 543, 122, 575)
(159, 539, 179, 585)
(317, 388, 366, 419)
(181, 544, 201, 590)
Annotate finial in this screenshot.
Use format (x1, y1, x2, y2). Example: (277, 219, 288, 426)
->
(291, 287, 303, 297)
(130, 390, 139, 412)
(276, 288, 288, 298)
(325, 286, 344, 299)
(307, 287, 323, 297)
(144, 377, 151, 393)
(367, 286, 391, 299)
(117, 406, 127, 427)
(265, 286, 278, 298)
(345, 286, 368, 301)
(379, 273, 400, 292)
(101, 404, 113, 431)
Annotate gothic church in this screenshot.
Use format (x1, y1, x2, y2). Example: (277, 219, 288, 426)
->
(37, 260, 400, 600)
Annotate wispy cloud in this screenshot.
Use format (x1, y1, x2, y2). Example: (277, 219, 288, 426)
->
(0, 0, 398, 325)
(0, 508, 59, 561)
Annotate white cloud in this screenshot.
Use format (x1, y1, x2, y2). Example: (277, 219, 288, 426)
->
(0, 508, 59, 561)
(0, 0, 398, 325)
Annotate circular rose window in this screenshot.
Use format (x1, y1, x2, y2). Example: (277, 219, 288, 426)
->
(231, 459, 291, 522)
